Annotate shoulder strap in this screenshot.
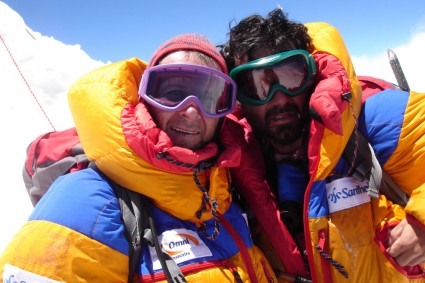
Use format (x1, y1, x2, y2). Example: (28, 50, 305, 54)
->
(343, 127, 372, 182)
(111, 182, 147, 282)
(368, 143, 409, 207)
(343, 128, 409, 206)
(144, 210, 187, 283)
(110, 180, 187, 283)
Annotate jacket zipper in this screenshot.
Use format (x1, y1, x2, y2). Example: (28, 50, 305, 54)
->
(317, 229, 333, 283)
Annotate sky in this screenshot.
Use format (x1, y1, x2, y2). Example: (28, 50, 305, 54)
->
(0, 1, 425, 254)
(3, 1, 425, 62)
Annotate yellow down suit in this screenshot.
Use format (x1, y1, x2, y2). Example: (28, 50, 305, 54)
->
(233, 22, 425, 282)
(0, 58, 277, 282)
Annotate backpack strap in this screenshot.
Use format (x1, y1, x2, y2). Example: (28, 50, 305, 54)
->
(343, 128, 409, 206)
(110, 179, 186, 283)
(144, 211, 187, 283)
(111, 181, 147, 282)
(368, 143, 409, 207)
(343, 127, 373, 183)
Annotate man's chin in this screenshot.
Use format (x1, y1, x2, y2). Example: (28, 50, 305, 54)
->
(172, 139, 203, 151)
(266, 127, 301, 146)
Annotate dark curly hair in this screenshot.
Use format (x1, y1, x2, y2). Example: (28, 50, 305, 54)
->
(221, 9, 312, 71)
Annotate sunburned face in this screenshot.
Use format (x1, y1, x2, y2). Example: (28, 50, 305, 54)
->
(237, 49, 309, 153)
(148, 51, 221, 150)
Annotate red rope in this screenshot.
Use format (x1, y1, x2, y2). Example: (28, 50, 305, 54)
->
(0, 34, 56, 131)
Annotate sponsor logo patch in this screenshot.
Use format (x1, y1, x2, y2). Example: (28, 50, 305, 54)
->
(3, 264, 63, 283)
(150, 228, 212, 270)
(326, 177, 371, 213)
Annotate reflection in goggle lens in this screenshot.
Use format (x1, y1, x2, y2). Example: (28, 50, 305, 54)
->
(139, 64, 237, 118)
(238, 55, 308, 101)
(230, 50, 316, 106)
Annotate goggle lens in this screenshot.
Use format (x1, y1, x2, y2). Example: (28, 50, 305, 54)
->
(230, 50, 316, 106)
(139, 64, 237, 118)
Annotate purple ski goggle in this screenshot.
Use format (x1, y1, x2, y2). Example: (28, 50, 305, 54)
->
(139, 64, 237, 118)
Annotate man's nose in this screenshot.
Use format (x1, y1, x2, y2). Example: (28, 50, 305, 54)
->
(269, 89, 293, 105)
(179, 103, 202, 120)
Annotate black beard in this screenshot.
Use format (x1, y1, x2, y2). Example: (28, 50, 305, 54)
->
(266, 120, 304, 145)
(265, 105, 304, 145)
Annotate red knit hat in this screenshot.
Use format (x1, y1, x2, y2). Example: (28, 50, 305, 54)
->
(148, 33, 228, 74)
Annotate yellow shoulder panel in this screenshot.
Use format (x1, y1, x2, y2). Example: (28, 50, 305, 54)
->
(305, 22, 362, 180)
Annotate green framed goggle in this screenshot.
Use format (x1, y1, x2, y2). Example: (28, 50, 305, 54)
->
(229, 49, 317, 106)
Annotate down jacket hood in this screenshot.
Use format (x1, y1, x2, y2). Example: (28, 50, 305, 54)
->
(68, 58, 243, 223)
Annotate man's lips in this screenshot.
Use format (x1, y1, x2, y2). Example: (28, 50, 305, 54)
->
(170, 126, 199, 135)
(268, 111, 300, 123)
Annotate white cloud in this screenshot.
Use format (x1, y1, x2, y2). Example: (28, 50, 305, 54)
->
(1, 1, 425, 256)
(352, 32, 425, 92)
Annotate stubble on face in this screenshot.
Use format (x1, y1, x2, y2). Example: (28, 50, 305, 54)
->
(243, 98, 308, 152)
(236, 48, 310, 149)
(166, 116, 202, 149)
(264, 104, 304, 145)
